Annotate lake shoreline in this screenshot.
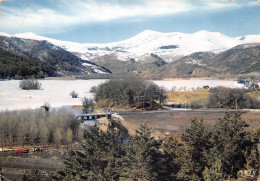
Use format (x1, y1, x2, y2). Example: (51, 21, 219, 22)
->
(0, 79, 246, 111)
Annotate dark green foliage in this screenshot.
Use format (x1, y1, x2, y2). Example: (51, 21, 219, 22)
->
(207, 113, 251, 178)
(95, 77, 167, 109)
(22, 168, 51, 181)
(123, 123, 161, 180)
(157, 137, 181, 180)
(244, 128, 260, 170)
(52, 113, 259, 181)
(0, 48, 54, 79)
(54, 123, 164, 181)
(176, 112, 257, 180)
(0, 36, 110, 79)
(203, 159, 224, 181)
(53, 125, 126, 181)
(178, 118, 211, 180)
(208, 87, 260, 109)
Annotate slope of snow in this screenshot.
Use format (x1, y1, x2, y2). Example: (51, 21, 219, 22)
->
(1, 30, 260, 62)
(236, 35, 260, 43)
(0, 32, 12, 37)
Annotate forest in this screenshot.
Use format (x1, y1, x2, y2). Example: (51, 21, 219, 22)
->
(19, 112, 260, 181)
(0, 48, 55, 79)
(94, 77, 167, 109)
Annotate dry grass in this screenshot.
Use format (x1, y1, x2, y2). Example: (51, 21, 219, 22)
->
(121, 111, 260, 138)
(166, 89, 209, 104)
(247, 91, 260, 99)
(72, 105, 84, 109)
(121, 111, 225, 135)
(242, 112, 260, 129)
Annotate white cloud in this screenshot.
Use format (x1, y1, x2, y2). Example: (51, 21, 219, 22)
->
(0, 0, 257, 34)
(200, 0, 258, 8)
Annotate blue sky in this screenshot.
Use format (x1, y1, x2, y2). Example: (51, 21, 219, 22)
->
(0, 0, 260, 43)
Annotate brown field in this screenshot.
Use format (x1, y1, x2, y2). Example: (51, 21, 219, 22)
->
(119, 110, 260, 137)
(247, 91, 260, 99)
(166, 89, 209, 104)
(166, 90, 260, 106)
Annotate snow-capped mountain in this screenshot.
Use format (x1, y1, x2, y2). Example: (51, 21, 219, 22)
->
(0, 35, 111, 76)
(1, 30, 260, 62)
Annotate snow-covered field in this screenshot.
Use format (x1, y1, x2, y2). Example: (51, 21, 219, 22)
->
(0, 79, 244, 111)
(0, 79, 107, 111)
(154, 79, 244, 91)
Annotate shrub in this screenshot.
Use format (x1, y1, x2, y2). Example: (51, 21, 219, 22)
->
(82, 98, 94, 110)
(41, 102, 50, 112)
(70, 90, 78, 98)
(208, 87, 260, 109)
(94, 77, 167, 108)
(19, 79, 41, 90)
(90, 86, 97, 93)
(190, 102, 204, 109)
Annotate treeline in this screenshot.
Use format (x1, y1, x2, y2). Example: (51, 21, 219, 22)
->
(0, 108, 80, 150)
(94, 77, 167, 109)
(208, 87, 260, 109)
(45, 113, 259, 180)
(0, 48, 55, 79)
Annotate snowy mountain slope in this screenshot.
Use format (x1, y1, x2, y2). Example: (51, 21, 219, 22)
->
(0, 35, 110, 76)
(1, 30, 260, 62)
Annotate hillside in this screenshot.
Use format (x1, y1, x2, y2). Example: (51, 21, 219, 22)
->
(3, 30, 260, 63)
(208, 43, 260, 75)
(1, 31, 260, 79)
(0, 48, 54, 79)
(91, 43, 260, 79)
(91, 53, 169, 79)
(0, 36, 110, 78)
(161, 43, 260, 78)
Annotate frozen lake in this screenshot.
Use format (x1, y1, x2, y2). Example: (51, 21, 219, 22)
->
(153, 79, 244, 91)
(0, 79, 244, 111)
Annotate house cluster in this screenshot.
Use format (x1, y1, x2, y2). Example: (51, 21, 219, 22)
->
(237, 80, 259, 89)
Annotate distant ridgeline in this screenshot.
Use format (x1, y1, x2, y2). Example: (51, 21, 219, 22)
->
(1, 33, 260, 79)
(0, 36, 110, 79)
(92, 43, 260, 79)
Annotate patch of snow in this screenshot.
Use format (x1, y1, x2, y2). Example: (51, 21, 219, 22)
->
(0, 79, 108, 111)
(82, 63, 94, 67)
(185, 59, 206, 66)
(0, 32, 12, 37)
(153, 79, 245, 91)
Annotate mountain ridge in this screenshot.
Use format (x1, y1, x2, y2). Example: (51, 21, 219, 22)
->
(1, 30, 260, 62)
(0, 35, 111, 78)
(1, 31, 260, 79)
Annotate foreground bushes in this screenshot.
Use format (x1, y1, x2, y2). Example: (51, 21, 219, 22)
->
(208, 87, 260, 109)
(51, 113, 259, 181)
(19, 79, 41, 90)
